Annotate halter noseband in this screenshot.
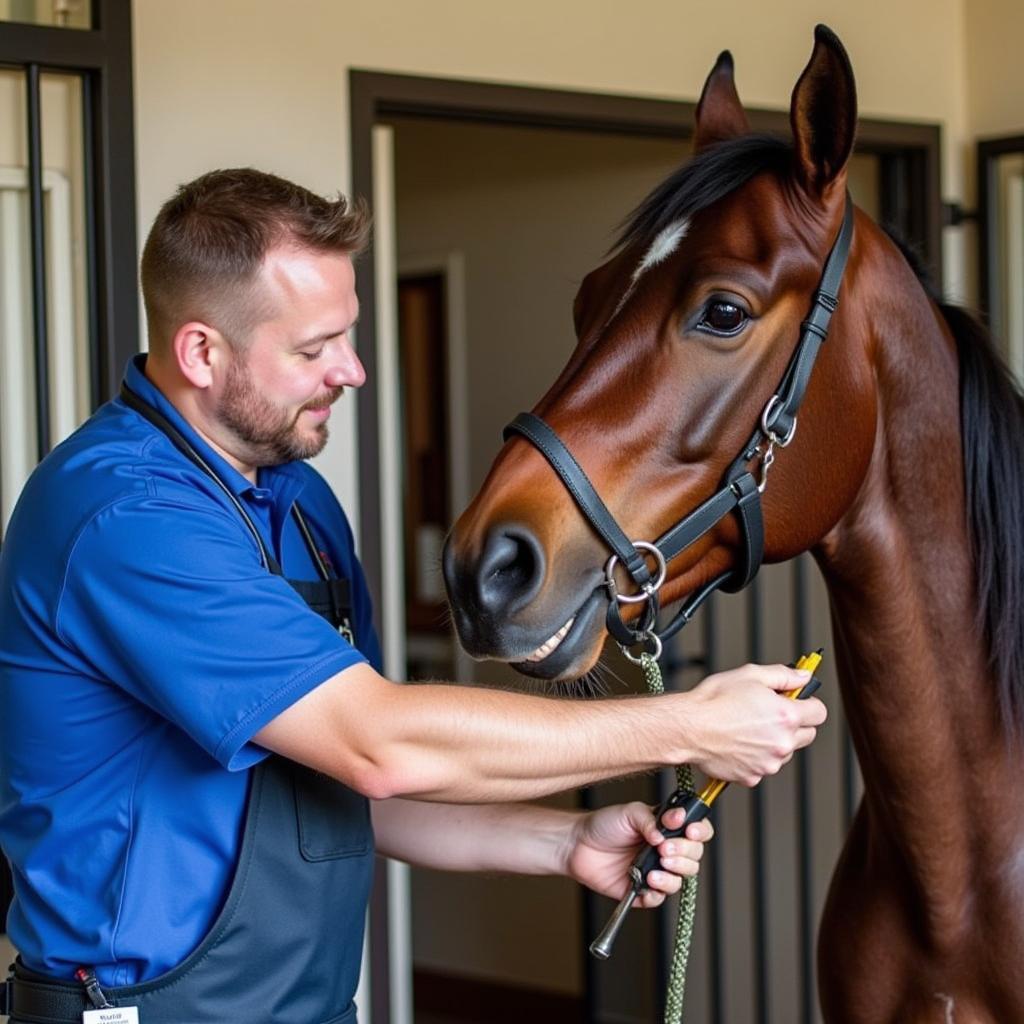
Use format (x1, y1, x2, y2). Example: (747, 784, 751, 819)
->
(503, 194, 855, 662)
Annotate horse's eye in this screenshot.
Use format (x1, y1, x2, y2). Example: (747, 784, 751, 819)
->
(698, 300, 747, 335)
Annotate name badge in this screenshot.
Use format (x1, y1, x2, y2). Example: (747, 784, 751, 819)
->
(83, 1008, 140, 1024)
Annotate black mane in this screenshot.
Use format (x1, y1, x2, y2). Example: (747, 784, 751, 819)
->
(614, 134, 792, 253)
(886, 226, 1024, 736)
(943, 306, 1024, 739)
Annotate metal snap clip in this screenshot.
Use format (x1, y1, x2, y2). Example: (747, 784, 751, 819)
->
(756, 442, 776, 493)
(620, 631, 663, 664)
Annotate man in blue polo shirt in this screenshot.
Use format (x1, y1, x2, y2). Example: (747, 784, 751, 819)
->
(0, 169, 824, 1022)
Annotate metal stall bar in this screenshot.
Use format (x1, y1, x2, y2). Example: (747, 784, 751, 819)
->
(25, 62, 51, 460)
(747, 578, 769, 1024)
(792, 556, 814, 1024)
(581, 777, 599, 1024)
(82, 70, 101, 414)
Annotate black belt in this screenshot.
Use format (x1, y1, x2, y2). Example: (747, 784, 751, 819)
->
(4, 963, 112, 1023)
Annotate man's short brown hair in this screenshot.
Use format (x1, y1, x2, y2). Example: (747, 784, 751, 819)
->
(141, 168, 370, 350)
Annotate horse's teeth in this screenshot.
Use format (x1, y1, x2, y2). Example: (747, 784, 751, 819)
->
(524, 617, 575, 663)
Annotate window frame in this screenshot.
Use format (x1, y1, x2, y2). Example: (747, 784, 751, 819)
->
(0, 0, 139, 410)
(0, 0, 137, 931)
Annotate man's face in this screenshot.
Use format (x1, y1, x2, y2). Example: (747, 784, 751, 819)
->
(216, 245, 365, 467)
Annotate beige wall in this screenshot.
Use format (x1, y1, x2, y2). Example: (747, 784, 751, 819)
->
(132, 0, 976, 511)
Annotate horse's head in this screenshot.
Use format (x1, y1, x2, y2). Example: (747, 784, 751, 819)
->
(444, 26, 878, 680)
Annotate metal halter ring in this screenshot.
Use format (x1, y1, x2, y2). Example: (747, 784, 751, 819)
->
(621, 632, 663, 665)
(760, 395, 798, 448)
(604, 541, 667, 604)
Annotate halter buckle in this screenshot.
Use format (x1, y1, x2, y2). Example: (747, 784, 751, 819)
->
(604, 541, 667, 604)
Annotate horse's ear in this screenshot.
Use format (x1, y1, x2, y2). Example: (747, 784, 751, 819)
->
(694, 51, 750, 151)
(790, 25, 857, 198)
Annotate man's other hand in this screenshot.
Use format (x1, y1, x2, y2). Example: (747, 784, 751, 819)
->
(562, 801, 714, 908)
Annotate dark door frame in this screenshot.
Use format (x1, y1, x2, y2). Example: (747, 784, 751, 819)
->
(977, 133, 1024, 327)
(349, 68, 942, 1024)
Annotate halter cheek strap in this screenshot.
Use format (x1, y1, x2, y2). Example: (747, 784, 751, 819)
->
(503, 193, 854, 657)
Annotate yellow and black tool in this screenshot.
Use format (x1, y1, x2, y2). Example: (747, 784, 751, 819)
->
(589, 648, 824, 960)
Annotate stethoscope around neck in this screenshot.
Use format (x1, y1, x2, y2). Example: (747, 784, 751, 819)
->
(119, 382, 333, 583)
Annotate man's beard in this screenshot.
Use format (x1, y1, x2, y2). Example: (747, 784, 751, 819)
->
(218, 356, 342, 466)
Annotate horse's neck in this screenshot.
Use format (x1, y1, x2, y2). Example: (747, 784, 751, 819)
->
(815, 246, 1015, 898)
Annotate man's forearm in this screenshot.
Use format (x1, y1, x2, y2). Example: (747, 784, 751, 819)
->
(259, 663, 702, 802)
(366, 679, 698, 800)
(254, 661, 818, 802)
(371, 796, 579, 875)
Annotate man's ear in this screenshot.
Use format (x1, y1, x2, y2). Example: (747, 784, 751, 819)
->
(790, 24, 857, 199)
(693, 51, 750, 152)
(171, 321, 225, 390)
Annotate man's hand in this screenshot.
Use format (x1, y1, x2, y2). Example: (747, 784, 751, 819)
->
(562, 801, 714, 908)
(686, 663, 826, 787)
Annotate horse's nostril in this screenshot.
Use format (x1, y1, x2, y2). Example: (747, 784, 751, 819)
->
(476, 526, 545, 616)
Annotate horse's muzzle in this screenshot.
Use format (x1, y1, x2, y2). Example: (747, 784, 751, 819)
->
(442, 522, 548, 655)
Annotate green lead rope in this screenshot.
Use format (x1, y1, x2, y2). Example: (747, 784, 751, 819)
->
(640, 652, 697, 1024)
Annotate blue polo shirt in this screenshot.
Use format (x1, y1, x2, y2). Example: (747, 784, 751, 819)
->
(0, 355, 381, 986)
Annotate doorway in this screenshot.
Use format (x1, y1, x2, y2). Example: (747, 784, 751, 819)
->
(392, 117, 692, 1024)
(352, 70, 941, 1024)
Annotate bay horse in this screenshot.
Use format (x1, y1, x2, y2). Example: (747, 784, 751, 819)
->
(442, 24, 1024, 1024)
